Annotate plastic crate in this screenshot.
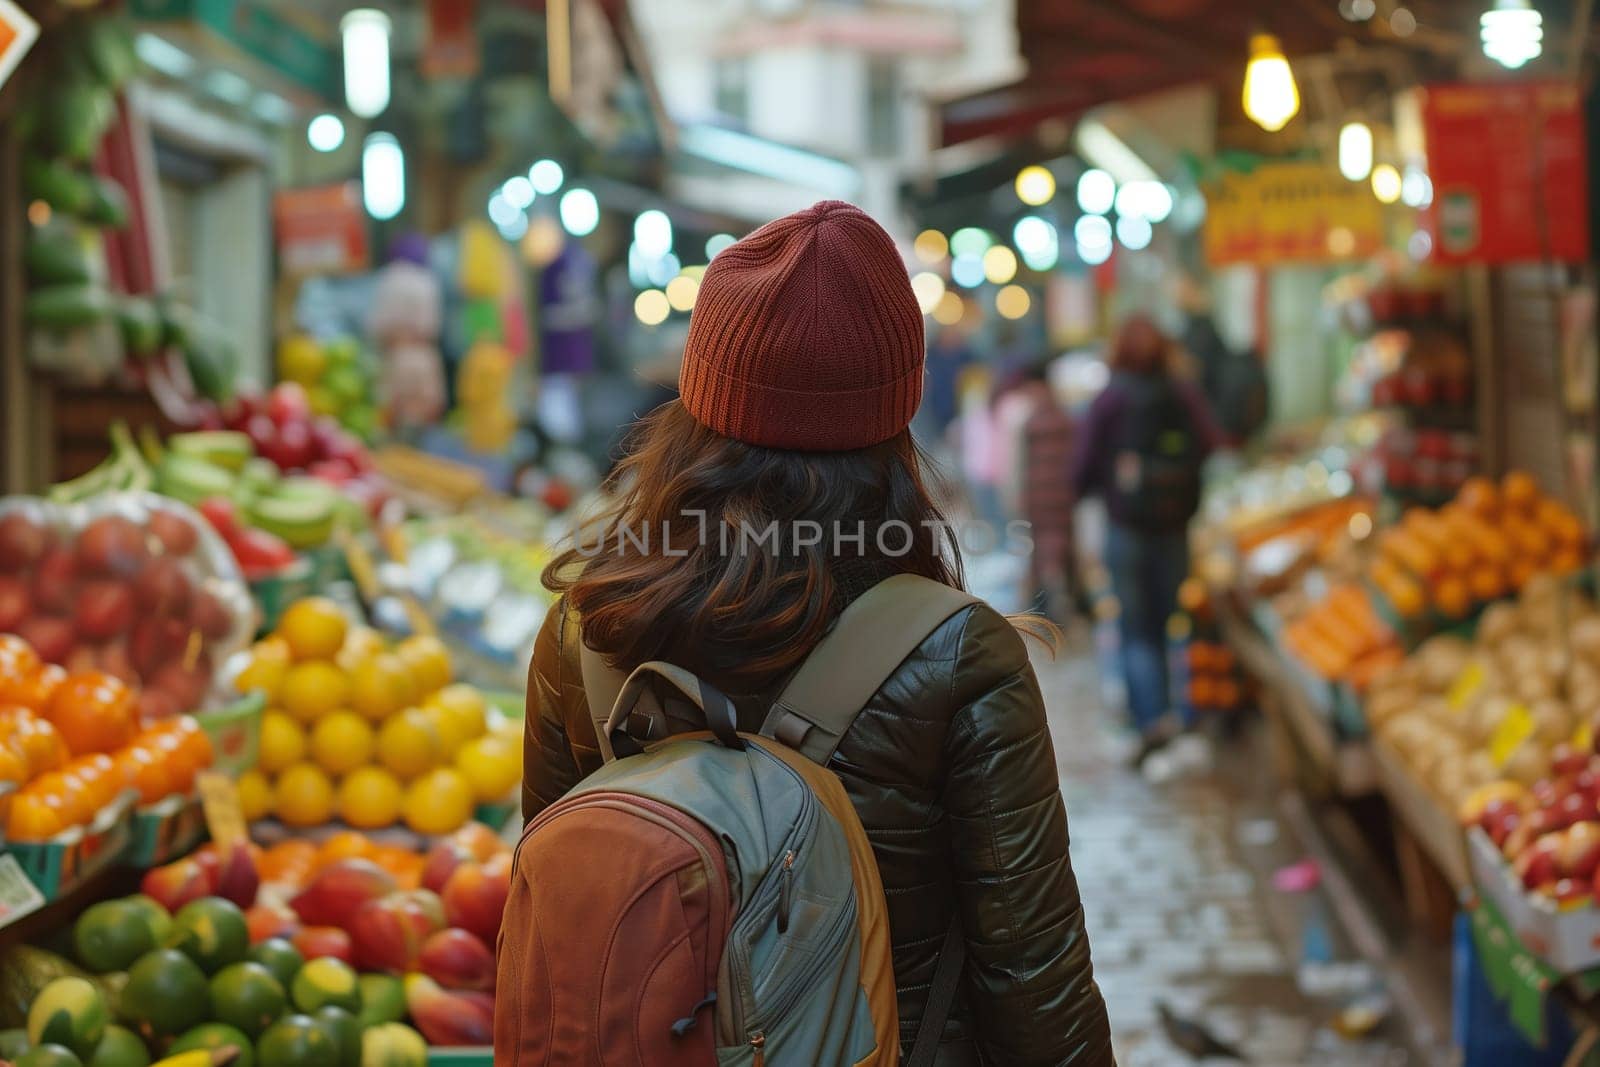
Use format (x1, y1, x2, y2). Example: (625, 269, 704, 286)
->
(127, 792, 207, 868)
(7, 792, 134, 900)
(196, 690, 267, 777)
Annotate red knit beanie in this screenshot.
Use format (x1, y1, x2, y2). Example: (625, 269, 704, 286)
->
(679, 200, 924, 451)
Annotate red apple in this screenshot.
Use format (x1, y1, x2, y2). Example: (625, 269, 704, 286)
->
(148, 511, 199, 557)
(418, 928, 495, 992)
(74, 581, 134, 640)
(16, 616, 74, 664)
(129, 617, 188, 678)
(245, 414, 279, 457)
(1559, 822, 1600, 880)
(198, 497, 240, 540)
(1516, 834, 1564, 890)
(1552, 744, 1589, 778)
(441, 852, 511, 946)
(75, 515, 149, 578)
(190, 590, 233, 641)
(268, 383, 311, 427)
(0, 574, 31, 631)
(33, 546, 77, 615)
(0, 513, 50, 572)
(133, 557, 193, 618)
(419, 842, 473, 895)
(140, 855, 215, 913)
(290, 859, 397, 929)
(1551, 878, 1592, 911)
(213, 841, 261, 908)
(349, 890, 446, 973)
(265, 421, 315, 471)
(292, 926, 354, 964)
(246, 905, 301, 945)
(403, 975, 494, 1047)
(1559, 792, 1593, 832)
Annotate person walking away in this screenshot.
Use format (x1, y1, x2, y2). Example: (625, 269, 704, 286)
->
(504, 201, 1114, 1066)
(918, 324, 975, 449)
(1074, 315, 1222, 763)
(1005, 361, 1084, 622)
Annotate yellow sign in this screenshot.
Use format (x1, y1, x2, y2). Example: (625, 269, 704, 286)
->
(1447, 661, 1486, 712)
(197, 771, 247, 849)
(1488, 703, 1537, 768)
(1204, 162, 1385, 265)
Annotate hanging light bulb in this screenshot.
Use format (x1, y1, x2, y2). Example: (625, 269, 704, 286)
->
(1338, 122, 1373, 182)
(341, 9, 391, 119)
(1242, 34, 1299, 132)
(1481, 0, 1543, 69)
(1371, 164, 1402, 204)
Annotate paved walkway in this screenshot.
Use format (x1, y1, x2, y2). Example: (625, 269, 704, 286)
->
(1036, 635, 1418, 1065)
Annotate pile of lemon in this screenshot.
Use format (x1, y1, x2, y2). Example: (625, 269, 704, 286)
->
(233, 597, 523, 834)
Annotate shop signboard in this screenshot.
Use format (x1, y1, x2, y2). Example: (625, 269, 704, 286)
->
(0, 0, 39, 92)
(273, 183, 369, 277)
(1203, 162, 1384, 266)
(1421, 81, 1588, 264)
(131, 0, 333, 96)
(424, 0, 479, 79)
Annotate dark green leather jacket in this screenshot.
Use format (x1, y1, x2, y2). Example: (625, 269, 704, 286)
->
(522, 596, 1116, 1066)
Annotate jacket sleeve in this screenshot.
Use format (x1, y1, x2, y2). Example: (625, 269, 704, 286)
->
(942, 607, 1115, 1066)
(521, 598, 587, 823)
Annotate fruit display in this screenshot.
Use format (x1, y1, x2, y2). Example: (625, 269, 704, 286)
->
(231, 598, 521, 835)
(274, 337, 380, 443)
(125, 821, 511, 1051)
(1367, 471, 1586, 626)
(0, 495, 253, 713)
(1280, 583, 1402, 694)
(0, 884, 435, 1066)
(1366, 574, 1597, 812)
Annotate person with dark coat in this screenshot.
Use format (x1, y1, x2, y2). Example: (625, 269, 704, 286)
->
(522, 202, 1115, 1066)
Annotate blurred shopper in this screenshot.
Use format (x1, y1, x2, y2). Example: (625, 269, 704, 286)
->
(517, 202, 1114, 1066)
(1074, 315, 1221, 761)
(919, 322, 975, 446)
(1002, 362, 1084, 621)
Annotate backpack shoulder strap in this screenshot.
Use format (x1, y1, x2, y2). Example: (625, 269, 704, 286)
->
(578, 639, 625, 763)
(761, 573, 980, 766)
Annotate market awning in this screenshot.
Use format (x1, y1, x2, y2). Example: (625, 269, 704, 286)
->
(936, 0, 1594, 149)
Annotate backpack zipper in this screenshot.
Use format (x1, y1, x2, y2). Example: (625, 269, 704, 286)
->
(777, 850, 795, 934)
(750, 1030, 766, 1066)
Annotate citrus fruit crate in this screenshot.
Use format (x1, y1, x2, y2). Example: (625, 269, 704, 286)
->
(251, 545, 352, 634)
(127, 791, 206, 868)
(8, 790, 134, 900)
(196, 689, 267, 777)
(427, 1047, 492, 1065)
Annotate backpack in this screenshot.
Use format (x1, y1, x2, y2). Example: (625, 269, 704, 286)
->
(496, 574, 979, 1067)
(1106, 373, 1205, 531)
(1213, 348, 1269, 444)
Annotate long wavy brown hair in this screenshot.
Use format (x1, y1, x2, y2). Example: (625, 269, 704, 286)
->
(543, 400, 963, 694)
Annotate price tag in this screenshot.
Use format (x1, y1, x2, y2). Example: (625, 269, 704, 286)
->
(0, 0, 39, 92)
(1489, 703, 1537, 767)
(1448, 661, 1486, 712)
(0, 853, 45, 927)
(197, 771, 247, 848)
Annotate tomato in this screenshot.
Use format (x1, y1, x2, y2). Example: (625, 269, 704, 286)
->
(7, 716, 66, 775)
(47, 671, 136, 756)
(0, 635, 41, 685)
(1, 663, 66, 713)
(5, 790, 65, 841)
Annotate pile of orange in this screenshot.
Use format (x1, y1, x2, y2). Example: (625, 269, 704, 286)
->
(1369, 471, 1587, 621)
(0, 633, 214, 841)
(1184, 641, 1243, 710)
(257, 828, 428, 890)
(1282, 582, 1403, 690)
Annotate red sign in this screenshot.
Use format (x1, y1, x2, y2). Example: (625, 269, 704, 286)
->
(1422, 81, 1589, 264)
(273, 183, 369, 276)
(422, 0, 479, 79)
